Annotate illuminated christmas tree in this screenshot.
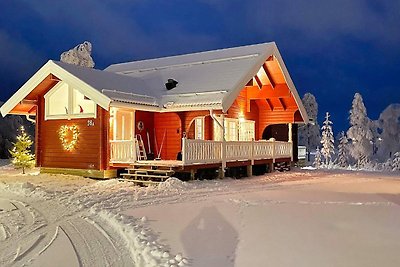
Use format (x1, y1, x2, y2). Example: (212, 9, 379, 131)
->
(9, 126, 35, 174)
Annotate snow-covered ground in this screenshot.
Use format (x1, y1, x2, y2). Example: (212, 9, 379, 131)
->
(1, 164, 400, 267)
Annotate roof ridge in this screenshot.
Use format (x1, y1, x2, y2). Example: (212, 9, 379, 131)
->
(119, 54, 260, 74)
(105, 42, 274, 71)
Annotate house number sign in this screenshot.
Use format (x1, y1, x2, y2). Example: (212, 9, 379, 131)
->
(87, 119, 95, 127)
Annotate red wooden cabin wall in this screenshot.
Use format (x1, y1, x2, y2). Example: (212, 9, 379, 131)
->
(153, 113, 181, 160)
(135, 111, 155, 156)
(226, 88, 260, 140)
(36, 96, 109, 170)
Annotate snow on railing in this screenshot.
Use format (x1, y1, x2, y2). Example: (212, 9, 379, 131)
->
(182, 138, 292, 165)
(110, 140, 136, 163)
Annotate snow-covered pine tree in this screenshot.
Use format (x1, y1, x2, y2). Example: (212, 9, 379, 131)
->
(60, 41, 95, 68)
(337, 131, 348, 167)
(347, 93, 373, 168)
(320, 112, 335, 165)
(298, 93, 320, 161)
(376, 104, 400, 161)
(9, 126, 35, 174)
(392, 152, 400, 172)
(314, 147, 322, 168)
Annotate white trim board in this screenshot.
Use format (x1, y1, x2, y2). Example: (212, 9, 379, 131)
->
(0, 60, 111, 117)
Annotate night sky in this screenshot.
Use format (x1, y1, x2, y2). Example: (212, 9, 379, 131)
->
(1, 1, 399, 132)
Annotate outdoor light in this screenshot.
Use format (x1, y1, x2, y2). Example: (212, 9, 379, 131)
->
(239, 113, 245, 123)
(58, 125, 80, 151)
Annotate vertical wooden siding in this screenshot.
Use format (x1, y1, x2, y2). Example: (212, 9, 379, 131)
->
(178, 111, 215, 140)
(135, 111, 155, 155)
(153, 113, 181, 160)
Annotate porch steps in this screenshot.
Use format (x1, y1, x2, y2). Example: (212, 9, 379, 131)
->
(119, 165, 175, 186)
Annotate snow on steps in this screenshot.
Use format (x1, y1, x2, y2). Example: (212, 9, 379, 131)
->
(120, 166, 176, 186)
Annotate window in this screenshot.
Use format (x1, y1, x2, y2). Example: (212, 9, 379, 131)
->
(47, 83, 69, 116)
(225, 119, 238, 141)
(72, 88, 96, 115)
(45, 81, 96, 120)
(213, 117, 223, 141)
(194, 117, 204, 140)
(213, 116, 255, 141)
(239, 120, 255, 141)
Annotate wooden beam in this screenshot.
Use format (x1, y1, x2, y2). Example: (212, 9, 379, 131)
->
(278, 98, 287, 110)
(255, 99, 270, 111)
(246, 84, 291, 99)
(246, 78, 254, 87)
(266, 99, 273, 111)
(254, 74, 263, 89)
(50, 74, 61, 81)
(262, 63, 276, 88)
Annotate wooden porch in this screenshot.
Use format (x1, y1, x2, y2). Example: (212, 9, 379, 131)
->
(110, 138, 293, 170)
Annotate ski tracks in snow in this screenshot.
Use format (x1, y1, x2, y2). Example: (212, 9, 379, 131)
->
(0, 195, 134, 266)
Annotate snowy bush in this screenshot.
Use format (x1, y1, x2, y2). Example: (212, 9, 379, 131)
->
(392, 152, 400, 172)
(313, 147, 322, 168)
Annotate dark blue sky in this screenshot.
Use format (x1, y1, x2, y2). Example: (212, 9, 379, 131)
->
(1, 0, 399, 132)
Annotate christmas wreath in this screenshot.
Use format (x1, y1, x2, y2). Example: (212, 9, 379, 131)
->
(58, 125, 79, 151)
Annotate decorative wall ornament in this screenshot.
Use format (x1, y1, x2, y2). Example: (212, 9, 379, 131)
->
(58, 125, 79, 151)
(137, 121, 144, 131)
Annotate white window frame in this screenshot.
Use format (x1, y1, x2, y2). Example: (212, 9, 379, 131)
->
(44, 81, 97, 120)
(239, 120, 255, 141)
(225, 118, 238, 141)
(111, 108, 135, 141)
(194, 117, 205, 140)
(213, 116, 255, 141)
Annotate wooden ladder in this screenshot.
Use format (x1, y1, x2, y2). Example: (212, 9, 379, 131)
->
(135, 134, 147, 161)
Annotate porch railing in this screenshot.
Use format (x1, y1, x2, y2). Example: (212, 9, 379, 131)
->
(181, 139, 222, 165)
(109, 138, 292, 165)
(182, 138, 292, 165)
(110, 140, 136, 163)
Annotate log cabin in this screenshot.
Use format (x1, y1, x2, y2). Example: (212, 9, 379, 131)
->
(0, 42, 308, 179)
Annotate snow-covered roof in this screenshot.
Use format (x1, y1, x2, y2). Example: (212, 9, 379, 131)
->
(1, 42, 308, 123)
(105, 43, 273, 112)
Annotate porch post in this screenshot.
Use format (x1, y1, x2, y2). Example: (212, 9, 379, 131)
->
(288, 123, 293, 161)
(221, 114, 226, 178)
(181, 137, 186, 164)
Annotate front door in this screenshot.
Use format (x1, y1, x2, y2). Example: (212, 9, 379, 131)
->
(114, 109, 135, 140)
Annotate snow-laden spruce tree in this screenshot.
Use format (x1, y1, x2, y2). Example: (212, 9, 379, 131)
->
(320, 112, 335, 165)
(9, 126, 35, 174)
(298, 93, 320, 161)
(60, 41, 95, 68)
(392, 152, 400, 172)
(337, 131, 348, 167)
(347, 93, 373, 168)
(376, 104, 400, 161)
(314, 147, 322, 168)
